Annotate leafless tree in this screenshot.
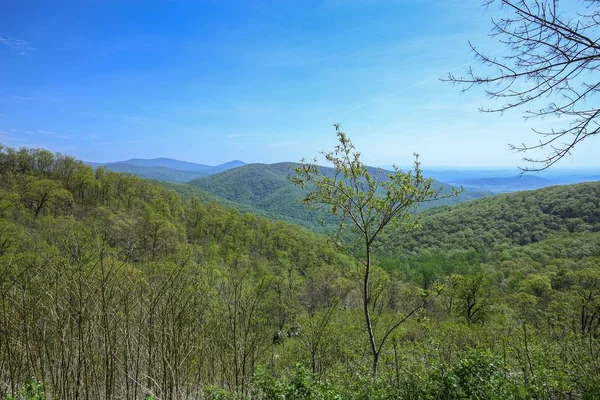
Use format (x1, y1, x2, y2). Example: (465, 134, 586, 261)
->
(447, 0, 600, 171)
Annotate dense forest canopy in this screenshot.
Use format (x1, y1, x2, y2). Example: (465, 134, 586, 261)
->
(376, 181, 600, 257)
(190, 162, 490, 231)
(0, 144, 599, 399)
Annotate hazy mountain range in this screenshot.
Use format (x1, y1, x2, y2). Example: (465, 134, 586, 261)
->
(422, 168, 600, 193)
(86, 158, 246, 182)
(88, 158, 600, 193)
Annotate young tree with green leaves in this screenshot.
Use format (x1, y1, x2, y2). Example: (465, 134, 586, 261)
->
(292, 124, 460, 378)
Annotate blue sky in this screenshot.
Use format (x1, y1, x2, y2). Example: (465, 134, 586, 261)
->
(0, 0, 597, 169)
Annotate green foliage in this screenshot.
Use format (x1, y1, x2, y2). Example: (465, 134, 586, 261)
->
(439, 349, 507, 399)
(293, 128, 459, 238)
(191, 162, 338, 231)
(204, 386, 240, 400)
(293, 126, 460, 378)
(1, 144, 599, 398)
(5, 380, 47, 400)
(0, 144, 354, 398)
(190, 160, 487, 232)
(378, 181, 600, 255)
(253, 366, 341, 400)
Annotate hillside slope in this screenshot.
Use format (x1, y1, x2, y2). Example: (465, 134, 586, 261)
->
(189, 162, 491, 229)
(377, 181, 600, 256)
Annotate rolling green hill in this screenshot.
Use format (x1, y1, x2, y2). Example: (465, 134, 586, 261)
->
(376, 180, 600, 257)
(160, 180, 307, 226)
(189, 162, 491, 230)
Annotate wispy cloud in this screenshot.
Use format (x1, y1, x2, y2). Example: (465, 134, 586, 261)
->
(261, 47, 340, 68)
(29, 129, 72, 140)
(10, 128, 104, 143)
(122, 137, 161, 144)
(0, 128, 28, 142)
(0, 36, 33, 55)
(322, 0, 406, 8)
(11, 95, 36, 101)
(344, 46, 508, 114)
(228, 133, 246, 139)
(267, 140, 300, 148)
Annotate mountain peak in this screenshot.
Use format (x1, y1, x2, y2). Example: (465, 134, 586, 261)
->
(215, 160, 246, 171)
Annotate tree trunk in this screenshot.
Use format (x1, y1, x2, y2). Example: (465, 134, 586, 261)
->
(363, 242, 378, 379)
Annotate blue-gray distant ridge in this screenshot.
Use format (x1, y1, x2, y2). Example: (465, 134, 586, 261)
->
(85, 158, 246, 183)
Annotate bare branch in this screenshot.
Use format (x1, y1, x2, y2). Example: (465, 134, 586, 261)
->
(445, 0, 600, 170)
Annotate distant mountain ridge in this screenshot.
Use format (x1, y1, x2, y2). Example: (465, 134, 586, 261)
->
(85, 158, 246, 182)
(115, 158, 212, 171)
(453, 175, 551, 193)
(421, 168, 600, 193)
(85, 155, 600, 189)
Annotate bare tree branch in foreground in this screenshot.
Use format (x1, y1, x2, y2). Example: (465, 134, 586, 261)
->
(446, 0, 600, 171)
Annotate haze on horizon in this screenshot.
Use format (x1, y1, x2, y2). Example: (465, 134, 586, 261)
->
(1, 0, 598, 170)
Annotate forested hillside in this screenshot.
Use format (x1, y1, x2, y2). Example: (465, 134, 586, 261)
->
(1, 145, 599, 399)
(190, 162, 491, 230)
(0, 146, 353, 399)
(376, 181, 600, 257)
(191, 163, 332, 229)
